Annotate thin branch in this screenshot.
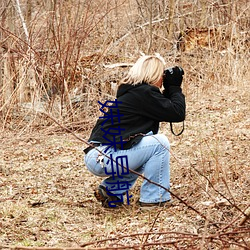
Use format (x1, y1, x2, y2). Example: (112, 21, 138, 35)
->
(13, 0, 30, 46)
(190, 163, 247, 217)
(239, 207, 250, 226)
(142, 210, 162, 248)
(103, 63, 134, 68)
(40, 111, 213, 224)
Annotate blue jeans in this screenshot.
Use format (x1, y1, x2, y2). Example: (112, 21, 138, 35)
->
(84, 134, 170, 203)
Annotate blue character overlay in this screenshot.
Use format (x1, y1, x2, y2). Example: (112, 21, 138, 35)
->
(105, 181, 133, 207)
(105, 155, 130, 179)
(98, 99, 132, 207)
(101, 126, 126, 152)
(98, 99, 124, 126)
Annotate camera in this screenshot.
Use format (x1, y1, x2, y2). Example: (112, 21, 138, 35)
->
(163, 66, 184, 76)
(164, 67, 175, 75)
(163, 66, 184, 88)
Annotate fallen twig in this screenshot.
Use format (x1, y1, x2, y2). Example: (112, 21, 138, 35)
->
(41, 111, 214, 224)
(239, 207, 250, 226)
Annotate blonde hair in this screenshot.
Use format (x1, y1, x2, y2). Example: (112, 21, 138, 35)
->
(121, 54, 165, 85)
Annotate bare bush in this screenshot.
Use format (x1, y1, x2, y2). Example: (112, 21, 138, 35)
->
(0, 1, 249, 248)
(0, 0, 249, 130)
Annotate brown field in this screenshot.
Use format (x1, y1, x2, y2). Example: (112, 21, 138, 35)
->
(0, 0, 249, 249)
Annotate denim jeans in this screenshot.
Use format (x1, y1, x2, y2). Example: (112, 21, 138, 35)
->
(84, 134, 170, 203)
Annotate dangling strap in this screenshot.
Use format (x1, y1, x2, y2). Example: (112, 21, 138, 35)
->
(170, 121, 185, 136)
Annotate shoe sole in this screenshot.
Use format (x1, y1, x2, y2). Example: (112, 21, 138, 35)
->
(94, 186, 123, 208)
(94, 186, 109, 203)
(139, 201, 172, 211)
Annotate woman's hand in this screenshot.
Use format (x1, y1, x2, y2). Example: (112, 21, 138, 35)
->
(163, 66, 184, 88)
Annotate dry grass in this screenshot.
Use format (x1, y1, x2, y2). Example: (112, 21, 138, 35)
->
(0, 0, 249, 249)
(0, 70, 249, 248)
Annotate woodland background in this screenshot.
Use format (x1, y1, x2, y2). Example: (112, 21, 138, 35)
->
(0, 0, 249, 249)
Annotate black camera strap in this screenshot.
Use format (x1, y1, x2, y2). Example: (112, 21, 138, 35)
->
(170, 121, 185, 136)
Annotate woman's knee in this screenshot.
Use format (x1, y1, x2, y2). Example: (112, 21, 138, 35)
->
(151, 134, 170, 149)
(84, 153, 106, 176)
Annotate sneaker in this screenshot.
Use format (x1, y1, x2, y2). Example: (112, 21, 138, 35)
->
(94, 185, 124, 208)
(139, 200, 172, 210)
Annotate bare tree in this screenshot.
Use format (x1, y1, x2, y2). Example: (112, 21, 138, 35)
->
(13, 0, 38, 104)
(168, 0, 175, 42)
(0, 0, 16, 117)
(147, 0, 153, 53)
(200, 0, 207, 27)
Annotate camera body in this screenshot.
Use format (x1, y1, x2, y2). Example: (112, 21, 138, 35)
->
(163, 66, 184, 77)
(163, 66, 184, 88)
(164, 67, 175, 75)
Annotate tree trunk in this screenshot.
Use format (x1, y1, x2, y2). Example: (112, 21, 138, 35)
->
(13, 0, 38, 104)
(168, 0, 175, 42)
(200, 0, 207, 27)
(147, 0, 153, 54)
(0, 0, 15, 113)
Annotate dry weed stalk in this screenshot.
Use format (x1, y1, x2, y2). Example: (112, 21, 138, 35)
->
(0, 1, 249, 249)
(41, 111, 213, 222)
(0, 227, 249, 249)
(1, 0, 249, 130)
(32, 111, 249, 249)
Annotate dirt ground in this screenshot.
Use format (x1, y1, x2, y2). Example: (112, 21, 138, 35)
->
(0, 81, 249, 249)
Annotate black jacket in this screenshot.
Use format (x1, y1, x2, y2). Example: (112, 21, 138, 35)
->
(88, 83, 185, 149)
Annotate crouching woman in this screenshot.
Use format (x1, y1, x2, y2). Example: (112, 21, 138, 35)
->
(84, 54, 186, 209)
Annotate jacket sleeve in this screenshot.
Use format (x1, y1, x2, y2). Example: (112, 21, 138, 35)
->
(142, 86, 186, 122)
